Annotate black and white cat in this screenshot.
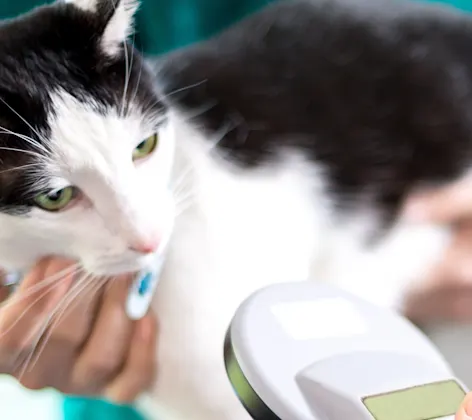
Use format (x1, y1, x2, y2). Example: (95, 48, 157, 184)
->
(0, 0, 470, 418)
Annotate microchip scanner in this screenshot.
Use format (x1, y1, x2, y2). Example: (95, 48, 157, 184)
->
(224, 282, 467, 420)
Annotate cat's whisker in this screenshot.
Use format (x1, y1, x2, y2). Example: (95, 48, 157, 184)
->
(0, 265, 81, 343)
(128, 48, 144, 118)
(143, 80, 210, 112)
(171, 165, 194, 198)
(0, 163, 41, 175)
(174, 199, 196, 219)
(173, 183, 199, 218)
(127, 37, 136, 105)
(206, 122, 235, 153)
(174, 188, 197, 210)
(120, 32, 134, 117)
(13, 271, 90, 375)
(0, 264, 80, 311)
(0, 98, 49, 152)
(0, 127, 49, 156)
(20, 272, 103, 376)
(168, 121, 233, 219)
(0, 146, 47, 161)
(180, 101, 219, 124)
(164, 80, 208, 99)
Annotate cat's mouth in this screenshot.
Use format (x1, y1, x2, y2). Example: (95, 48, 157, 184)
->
(87, 254, 155, 277)
(85, 193, 175, 278)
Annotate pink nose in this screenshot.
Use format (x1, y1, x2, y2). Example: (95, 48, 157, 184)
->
(129, 240, 159, 254)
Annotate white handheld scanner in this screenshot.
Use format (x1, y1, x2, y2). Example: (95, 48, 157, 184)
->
(224, 282, 468, 420)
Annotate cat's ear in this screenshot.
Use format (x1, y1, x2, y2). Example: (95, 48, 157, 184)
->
(66, 0, 139, 56)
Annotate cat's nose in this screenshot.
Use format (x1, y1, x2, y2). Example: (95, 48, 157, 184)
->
(129, 240, 159, 254)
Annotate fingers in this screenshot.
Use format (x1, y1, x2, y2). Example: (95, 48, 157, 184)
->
(23, 271, 107, 392)
(404, 177, 472, 224)
(456, 392, 472, 420)
(105, 313, 157, 404)
(71, 275, 135, 393)
(0, 258, 74, 351)
(404, 286, 472, 324)
(49, 271, 105, 349)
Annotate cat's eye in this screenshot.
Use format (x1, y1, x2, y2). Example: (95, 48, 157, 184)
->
(133, 133, 158, 161)
(34, 186, 76, 212)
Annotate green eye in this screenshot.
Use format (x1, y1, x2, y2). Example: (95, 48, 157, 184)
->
(34, 186, 76, 212)
(133, 133, 158, 161)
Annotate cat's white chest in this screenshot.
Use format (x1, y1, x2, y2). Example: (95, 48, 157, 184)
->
(146, 122, 451, 420)
(149, 142, 327, 419)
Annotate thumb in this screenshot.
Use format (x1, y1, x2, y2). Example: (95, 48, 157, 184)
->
(456, 392, 472, 420)
(404, 178, 472, 224)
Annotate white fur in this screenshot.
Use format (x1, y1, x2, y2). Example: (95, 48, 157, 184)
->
(101, 0, 139, 56)
(143, 111, 453, 420)
(67, 0, 139, 56)
(0, 86, 455, 419)
(0, 2, 453, 419)
(64, 0, 98, 12)
(0, 89, 173, 275)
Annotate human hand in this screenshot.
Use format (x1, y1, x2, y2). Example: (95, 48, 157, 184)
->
(456, 391, 472, 420)
(402, 177, 472, 324)
(0, 257, 157, 404)
(405, 176, 472, 224)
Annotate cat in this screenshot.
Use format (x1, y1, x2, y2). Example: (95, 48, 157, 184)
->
(0, 0, 470, 419)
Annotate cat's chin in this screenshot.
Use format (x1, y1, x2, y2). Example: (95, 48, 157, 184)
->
(84, 254, 155, 277)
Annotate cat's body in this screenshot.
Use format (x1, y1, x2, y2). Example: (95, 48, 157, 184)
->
(148, 117, 449, 420)
(149, 2, 466, 416)
(0, 0, 470, 419)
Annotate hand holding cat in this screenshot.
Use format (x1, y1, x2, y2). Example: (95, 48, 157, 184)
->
(0, 257, 157, 403)
(403, 178, 472, 323)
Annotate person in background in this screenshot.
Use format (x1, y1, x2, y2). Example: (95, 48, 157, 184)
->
(404, 175, 472, 324)
(1, 1, 472, 420)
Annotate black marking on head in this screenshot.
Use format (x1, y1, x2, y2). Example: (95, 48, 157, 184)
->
(159, 0, 472, 222)
(0, 0, 162, 213)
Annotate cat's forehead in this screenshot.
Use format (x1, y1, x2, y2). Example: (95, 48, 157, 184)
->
(48, 89, 156, 166)
(0, 1, 158, 114)
(0, 0, 164, 212)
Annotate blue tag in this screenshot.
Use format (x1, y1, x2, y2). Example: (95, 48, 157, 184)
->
(138, 272, 153, 296)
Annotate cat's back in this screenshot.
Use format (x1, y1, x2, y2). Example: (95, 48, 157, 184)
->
(159, 0, 472, 219)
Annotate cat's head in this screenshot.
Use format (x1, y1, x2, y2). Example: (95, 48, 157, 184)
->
(0, 0, 175, 275)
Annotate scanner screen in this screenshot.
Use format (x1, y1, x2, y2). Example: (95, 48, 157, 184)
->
(363, 380, 465, 420)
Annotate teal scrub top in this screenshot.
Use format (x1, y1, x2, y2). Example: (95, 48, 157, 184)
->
(0, 0, 471, 419)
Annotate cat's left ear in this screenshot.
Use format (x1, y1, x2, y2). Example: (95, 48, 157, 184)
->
(66, 0, 139, 56)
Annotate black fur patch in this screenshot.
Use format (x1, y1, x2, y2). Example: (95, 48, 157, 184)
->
(0, 0, 160, 212)
(158, 0, 472, 223)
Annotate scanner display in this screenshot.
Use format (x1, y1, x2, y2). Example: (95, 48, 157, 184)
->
(363, 380, 465, 420)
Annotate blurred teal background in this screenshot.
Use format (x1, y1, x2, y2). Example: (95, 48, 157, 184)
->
(0, 0, 471, 419)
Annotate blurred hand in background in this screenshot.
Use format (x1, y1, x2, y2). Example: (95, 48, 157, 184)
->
(403, 176, 472, 324)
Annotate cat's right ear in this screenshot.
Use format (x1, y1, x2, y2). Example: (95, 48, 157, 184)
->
(64, 0, 139, 57)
